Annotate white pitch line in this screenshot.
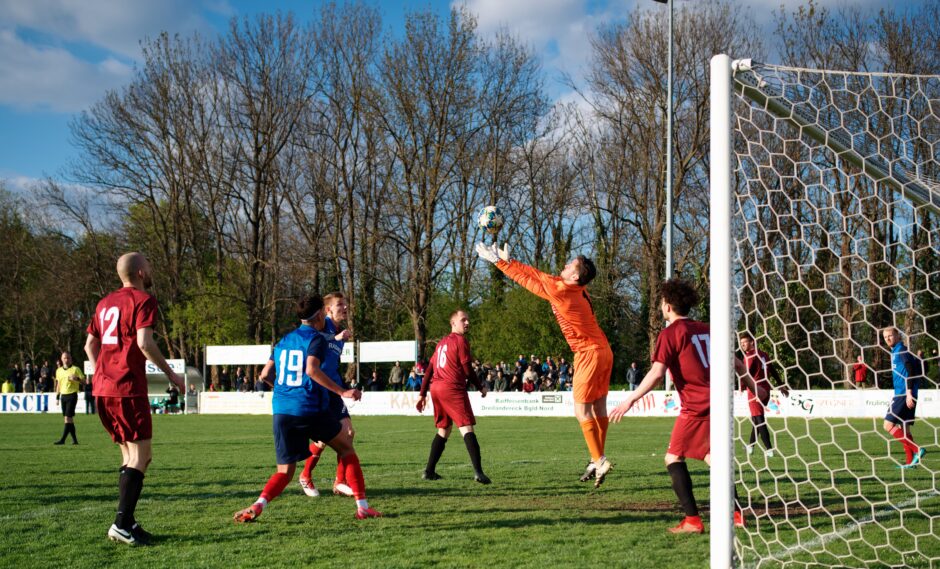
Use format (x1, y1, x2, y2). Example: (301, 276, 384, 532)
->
(753, 490, 940, 567)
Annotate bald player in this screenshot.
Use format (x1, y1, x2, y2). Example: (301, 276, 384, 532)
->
(85, 252, 184, 546)
(476, 243, 614, 488)
(416, 310, 491, 484)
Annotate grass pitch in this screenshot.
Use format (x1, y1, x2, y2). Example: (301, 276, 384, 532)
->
(1, 414, 937, 568)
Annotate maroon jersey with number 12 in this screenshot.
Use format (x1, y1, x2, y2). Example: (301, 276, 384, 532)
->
(86, 288, 158, 398)
(652, 318, 711, 418)
(420, 333, 482, 396)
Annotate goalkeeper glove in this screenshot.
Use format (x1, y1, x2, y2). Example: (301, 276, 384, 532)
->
(497, 243, 510, 262)
(475, 242, 499, 264)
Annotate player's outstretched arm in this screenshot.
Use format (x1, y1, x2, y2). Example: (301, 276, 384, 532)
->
(137, 327, 184, 390)
(610, 362, 667, 422)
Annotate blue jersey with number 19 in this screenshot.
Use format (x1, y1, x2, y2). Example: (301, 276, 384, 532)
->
(271, 324, 330, 416)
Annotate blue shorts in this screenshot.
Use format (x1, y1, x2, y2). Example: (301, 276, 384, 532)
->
(273, 413, 342, 465)
(885, 396, 916, 425)
(328, 392, 350, 421)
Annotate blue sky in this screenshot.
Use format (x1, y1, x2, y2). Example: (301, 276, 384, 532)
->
(0, 0, 919, 192)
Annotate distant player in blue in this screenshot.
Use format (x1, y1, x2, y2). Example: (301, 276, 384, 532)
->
(882, 327, 926, 468)
(299, 292, 356, 498)
(233, 295, 381, 522)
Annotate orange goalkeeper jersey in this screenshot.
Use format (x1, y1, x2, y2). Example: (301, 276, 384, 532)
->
(496, 259, 610, 353)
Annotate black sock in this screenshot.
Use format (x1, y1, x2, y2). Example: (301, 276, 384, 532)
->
(667, 462, 698, 517)
(115, 468, 145, 529)
(463, 432, 484, 475)
(757, 423, 771, 449)
(68, 423, 78, 443)
(748, 426, 757, 446)
(425, 435, 447, 474)
(59, 424, 68, 443)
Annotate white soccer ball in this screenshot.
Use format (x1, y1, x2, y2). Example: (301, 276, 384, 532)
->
(477, 205, 504, 235)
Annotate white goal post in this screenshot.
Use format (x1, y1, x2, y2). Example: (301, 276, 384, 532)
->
(710, 53, 940, 568)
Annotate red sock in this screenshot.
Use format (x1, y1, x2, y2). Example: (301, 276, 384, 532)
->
(260, 472, 290, 503)
(301, 444, 323, 480)
(342, 452, 366, 499)
(335, 459, 346, 486)
(890, 429, 914, 463)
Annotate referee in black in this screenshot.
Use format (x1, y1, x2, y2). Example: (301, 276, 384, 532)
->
(54, 351, 84, 445)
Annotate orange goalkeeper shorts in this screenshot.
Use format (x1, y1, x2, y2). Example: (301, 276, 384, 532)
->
(572, 346, 613, 403)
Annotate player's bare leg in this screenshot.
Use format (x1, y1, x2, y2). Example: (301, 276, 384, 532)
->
(299, 441, 325, 497)
(326, 429, 381, 518)
(234, 463, 296, 523)
(333, 418, 356, 496)
(423, 425, 451, 480)
(458, 425, 490, 484)
(108, 440, 154, 545)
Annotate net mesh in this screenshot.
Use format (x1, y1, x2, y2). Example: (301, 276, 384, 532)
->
(730, 61, 940, 568)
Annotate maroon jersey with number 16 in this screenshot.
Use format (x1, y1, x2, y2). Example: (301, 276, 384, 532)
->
(86, 288, 158, 398)
(652, 319, 711, 418)
(420, 333, 483, 396)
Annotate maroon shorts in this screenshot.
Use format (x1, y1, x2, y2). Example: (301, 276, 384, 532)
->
(430, 387, 476, 429)
(745, 387, 770, 417)
(97, 396, 152, 443)
(667, 414, 709, 460)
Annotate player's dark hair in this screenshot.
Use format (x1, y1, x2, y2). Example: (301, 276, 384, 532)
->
(295, 295, 324, 321)
(660, 279, 699, 316)
(738, 331, 754, 340)
(575, 255, 597, 286)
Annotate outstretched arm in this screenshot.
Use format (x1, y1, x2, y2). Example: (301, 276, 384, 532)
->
(610, 362, 668, 422)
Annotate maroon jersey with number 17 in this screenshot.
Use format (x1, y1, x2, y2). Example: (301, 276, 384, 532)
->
(652, 318, 711, 418)
(86, 287, 158, 398)
(419, 333, 483, 396)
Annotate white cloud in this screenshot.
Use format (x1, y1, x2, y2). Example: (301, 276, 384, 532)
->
(0, 28, 133, 112)
(0, 0, 220, 60)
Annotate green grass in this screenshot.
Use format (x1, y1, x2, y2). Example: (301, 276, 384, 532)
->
(1, 414, 938, 568)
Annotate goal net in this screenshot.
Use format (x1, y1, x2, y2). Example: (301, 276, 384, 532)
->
(710, 55, 940, 568)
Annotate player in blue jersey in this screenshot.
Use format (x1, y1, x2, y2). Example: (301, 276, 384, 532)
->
(233, 295, 381, 521)
(299, 292, 356, 498)
(882, 327, 926, 468)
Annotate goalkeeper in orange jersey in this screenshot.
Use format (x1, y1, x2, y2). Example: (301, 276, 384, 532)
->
(476, 242, 614, 487)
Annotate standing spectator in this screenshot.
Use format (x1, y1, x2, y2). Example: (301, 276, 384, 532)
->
(40, 360, 52, 393)
(494, 371, 508, 392)
(254, 377, 266, 392)
(853, 356, 869, 388)
(405, 370, 421, 391)
(54, 351, 84, 445)
(558, 358, 571, 390)
(389, 362, 404, 391)
(10, 363, 22, 393)
(367, 370, 383, 391)
(187, 384, 198, 396)
(84, 376, 96, 414)
(415, 360, 426, 387)
(517, 354, 528, 370)
(626, 362, 641, 391)
(2, 378, 13, 393)
(24, 362, 36, 392)
(220, 367, 231, 392)
(235, 367, 247, 390)
(165, 383, 180, 413)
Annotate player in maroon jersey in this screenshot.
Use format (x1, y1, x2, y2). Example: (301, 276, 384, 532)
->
(416, 310, 492, 484)
(610, 279, 763, 534)
(738, 332, 788, 458)
(84, 252, 184, 546)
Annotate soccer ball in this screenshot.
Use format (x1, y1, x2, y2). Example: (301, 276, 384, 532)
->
(477, 205, 504, 234)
